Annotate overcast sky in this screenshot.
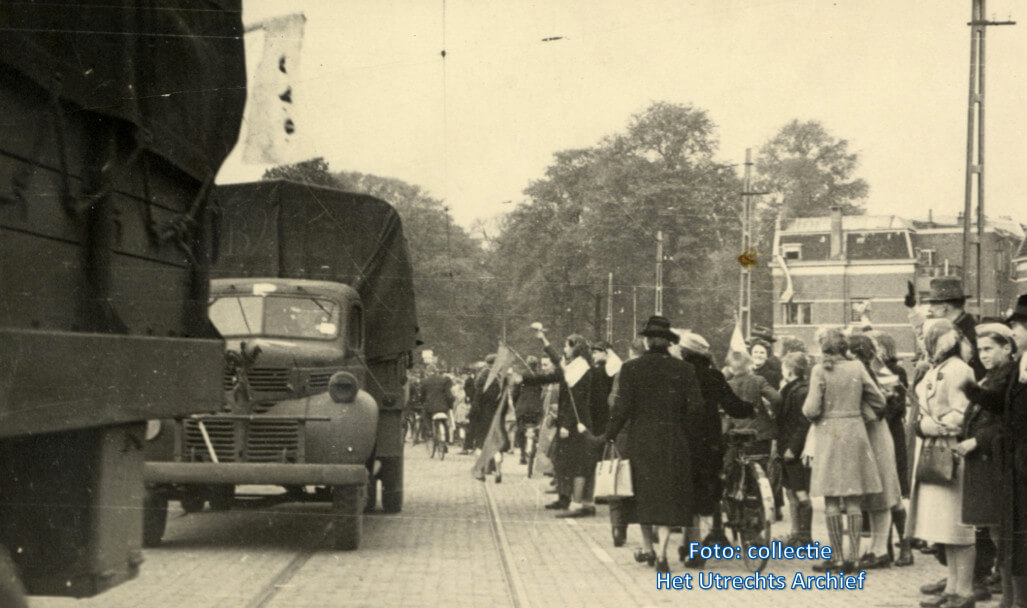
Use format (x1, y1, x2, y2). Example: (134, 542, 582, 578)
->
(218, 0, 1027, 229)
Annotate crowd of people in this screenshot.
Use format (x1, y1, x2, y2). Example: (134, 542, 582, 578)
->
(409, 276, 1027, 608)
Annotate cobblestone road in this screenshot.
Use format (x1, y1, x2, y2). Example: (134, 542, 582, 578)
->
(30, 445, 996, 607)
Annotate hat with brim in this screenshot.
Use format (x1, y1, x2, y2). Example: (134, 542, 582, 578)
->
(924, 277, 970, 304)
(1006, 294, 1027, 325)
(751, 324, 777, 343)
(639, 315, 680, 344)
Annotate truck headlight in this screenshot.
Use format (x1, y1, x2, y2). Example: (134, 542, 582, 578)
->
(328, 371, 359, 404)
(145, 420, 162, 441)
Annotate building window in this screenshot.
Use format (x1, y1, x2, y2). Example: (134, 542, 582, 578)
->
(783, 302, 812, 325)
(917, 248, 936, 267)
(781, 243, 802, 261)
(850, 299, 870, 322)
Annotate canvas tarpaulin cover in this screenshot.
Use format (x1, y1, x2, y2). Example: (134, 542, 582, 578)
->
(213, 180, 419, 361)
(0, 0, 247, 181)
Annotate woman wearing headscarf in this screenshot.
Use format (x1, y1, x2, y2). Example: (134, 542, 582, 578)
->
(909, 318, 978, 608)
(847, 333, 903, 569)
(803, 327, 885, 572)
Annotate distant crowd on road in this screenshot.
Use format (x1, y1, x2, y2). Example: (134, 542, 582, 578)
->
(406, 276, 1027, 608)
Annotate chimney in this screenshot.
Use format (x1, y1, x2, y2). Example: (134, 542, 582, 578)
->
(829, 206, 843, 259)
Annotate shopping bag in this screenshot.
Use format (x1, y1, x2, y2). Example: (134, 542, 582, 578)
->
(915, 436, 958, 484)
(594, 443, 633, 500)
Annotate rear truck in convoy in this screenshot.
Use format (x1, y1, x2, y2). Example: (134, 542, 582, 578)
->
(0, 1, 246, 601)
(144, 180, 419, 550)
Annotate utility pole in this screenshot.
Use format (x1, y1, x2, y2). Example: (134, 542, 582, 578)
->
(606, 272, 614, 343)
(738, 149, 769, 341)
(962, 0, 1014, 315)
(655, 231, 664, 315)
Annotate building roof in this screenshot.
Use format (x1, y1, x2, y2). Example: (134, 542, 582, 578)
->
(909, 214, 1025, 241)
(780, 215, 912, 234)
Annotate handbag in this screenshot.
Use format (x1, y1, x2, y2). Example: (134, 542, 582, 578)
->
(594, 442, 633, 500)
(915, 436, 959, 484)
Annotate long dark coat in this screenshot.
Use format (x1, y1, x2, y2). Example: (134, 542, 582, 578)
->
(960, 361, 1012, 525)
(682, 352, 754, 516)
(966, 356, 1027, 573)
(605, 347, 705, 526)
(521, 345, 596, 479)
(589, 367, 614, 436)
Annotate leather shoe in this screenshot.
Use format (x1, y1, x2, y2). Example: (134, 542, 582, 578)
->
(556, 506, 596, 518)
(544, 500, 569, 510)
(858, 553, 892, 570)
(921, 578, 948, 595)
(612, 528, 626, 547)
(942, 594, 976, 608)
(920, 594, 956, 608)
(634, 549, 656, 566)
(655, 558, 670, 573)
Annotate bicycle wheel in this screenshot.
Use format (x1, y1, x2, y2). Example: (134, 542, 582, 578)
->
(436, 421, 447, 461)
(737, 462, 773, 572)
(525, 437, 535, 478)
(425, 421, 435, 457)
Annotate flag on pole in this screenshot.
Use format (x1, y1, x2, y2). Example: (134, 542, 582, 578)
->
(243, 13, 309, 164)
(729, 317, 748, 354)
(483, 343, 515, 393)
(776, 254, 795, 303)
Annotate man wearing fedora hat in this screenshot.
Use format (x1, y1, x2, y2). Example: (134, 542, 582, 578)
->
(922, 277, 986, 381)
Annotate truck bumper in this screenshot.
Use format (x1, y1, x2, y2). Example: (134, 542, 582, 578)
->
(144, 462, 368, 487)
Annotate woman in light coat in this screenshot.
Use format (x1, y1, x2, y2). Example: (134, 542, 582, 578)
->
(803, 328, 885, 571)
(909, 318, 977, 608)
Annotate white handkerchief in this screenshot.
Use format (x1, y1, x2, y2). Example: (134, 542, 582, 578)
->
(605, 352, 622, 377)
(563, 357, 590, 388)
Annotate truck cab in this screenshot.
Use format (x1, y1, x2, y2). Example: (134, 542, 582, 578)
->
(143, 278, 380, 550)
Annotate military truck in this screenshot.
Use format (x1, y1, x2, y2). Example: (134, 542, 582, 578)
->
(0, 1, 245, 601)
(143, 180, 418, 550)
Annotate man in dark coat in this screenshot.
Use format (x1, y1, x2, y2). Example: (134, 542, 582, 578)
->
(420, 367, 454, 442)
(777, 352, 813, 547)
(604, 316, 706, 573)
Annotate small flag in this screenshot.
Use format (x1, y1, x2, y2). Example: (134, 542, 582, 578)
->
(776, 254, 795, 303)
(243, 13, 308, 164)
(483, 343, 515, 393)
(729, 318, 748, 354)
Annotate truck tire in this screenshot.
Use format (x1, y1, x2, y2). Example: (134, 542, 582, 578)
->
(379, 456, 403, 514)
(208, 485, 235, 511)
(142, 490, 168, 548)
(330, 485, 365, 551)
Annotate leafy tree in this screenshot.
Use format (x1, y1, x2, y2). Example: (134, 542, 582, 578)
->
(261, 157, 337, 187)
(754, 119, 868, 225)
(490, 102, 744, 355)
(259, 159, 496, 367)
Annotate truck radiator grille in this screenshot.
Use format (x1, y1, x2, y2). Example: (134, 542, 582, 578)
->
(307, 371, 333, 393)
(246, 420, 300, 462)
(184, 419, 237, 462)
(247, 367, 289, 392)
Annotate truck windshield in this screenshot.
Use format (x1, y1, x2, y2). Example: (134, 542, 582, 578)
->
(208, 295, 341, 340)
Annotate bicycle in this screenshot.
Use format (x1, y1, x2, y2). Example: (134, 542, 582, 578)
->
(687, 428, 774, 571)
(428, 413, 449, 460)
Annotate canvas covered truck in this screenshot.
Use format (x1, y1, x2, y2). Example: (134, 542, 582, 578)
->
(143, 180, 418, 550)
(0, 0, 246, 601)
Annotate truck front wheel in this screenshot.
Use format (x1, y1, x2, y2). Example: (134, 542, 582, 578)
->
(379, 456, 403, 514)
(143, 489, 168, 547)
(330, 485, 365, 551)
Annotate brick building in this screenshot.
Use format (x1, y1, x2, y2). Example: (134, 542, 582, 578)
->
(770, 208, 1024, 357)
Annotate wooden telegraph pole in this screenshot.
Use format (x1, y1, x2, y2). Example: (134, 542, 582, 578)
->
(962, 0, 1014, 315)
